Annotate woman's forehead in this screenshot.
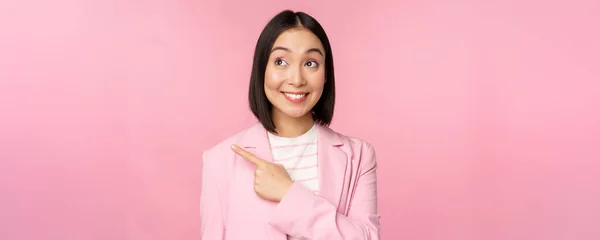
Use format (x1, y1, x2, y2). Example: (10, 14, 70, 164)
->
(272, 28, 324, 52)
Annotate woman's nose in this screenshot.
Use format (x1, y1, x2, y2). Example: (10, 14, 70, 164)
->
(287, 66, 306, 87)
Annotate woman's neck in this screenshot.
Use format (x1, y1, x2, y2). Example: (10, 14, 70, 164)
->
(271, 110, 314, 138)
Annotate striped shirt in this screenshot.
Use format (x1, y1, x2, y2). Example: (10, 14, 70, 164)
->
(267, 124, 319, 240)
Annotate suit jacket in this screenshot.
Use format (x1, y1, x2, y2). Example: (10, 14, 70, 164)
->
(200, 122, 380, 239)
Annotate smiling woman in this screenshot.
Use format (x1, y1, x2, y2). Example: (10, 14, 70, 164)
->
(264, 27, 327, 127)
(200, 10, 380, 240)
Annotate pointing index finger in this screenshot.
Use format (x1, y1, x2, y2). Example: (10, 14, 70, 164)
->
(231, 144, 266, 167)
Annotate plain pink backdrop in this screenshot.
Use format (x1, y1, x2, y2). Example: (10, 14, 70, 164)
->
(1, 0, 599, 239)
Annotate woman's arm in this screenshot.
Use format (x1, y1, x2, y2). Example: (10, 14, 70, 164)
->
(267, 143, 381, 240)
(200, 151, 226, 239)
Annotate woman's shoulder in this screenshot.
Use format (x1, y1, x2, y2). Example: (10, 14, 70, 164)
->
(323, 126, 378, 174)
(320, 126, 377, 165)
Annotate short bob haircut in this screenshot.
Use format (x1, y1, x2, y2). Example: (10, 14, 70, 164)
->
(248, 10, 335, 134)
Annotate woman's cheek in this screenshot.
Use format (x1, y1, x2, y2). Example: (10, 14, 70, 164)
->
(266, 70, 287, 87)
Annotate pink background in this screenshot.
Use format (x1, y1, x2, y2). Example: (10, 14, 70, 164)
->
(1, 0, 599, 239)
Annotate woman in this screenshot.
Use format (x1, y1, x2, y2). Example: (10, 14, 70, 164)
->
(200, 10, 380, 240)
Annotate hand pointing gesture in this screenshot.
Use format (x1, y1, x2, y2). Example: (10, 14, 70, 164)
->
(231, 144, 293, 202)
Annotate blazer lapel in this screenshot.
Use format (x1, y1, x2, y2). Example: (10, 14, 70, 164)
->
(316, 124, 351, 214)
(240, 122, 275, 163)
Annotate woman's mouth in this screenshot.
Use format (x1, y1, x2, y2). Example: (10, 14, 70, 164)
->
(282, 92, 309, 103)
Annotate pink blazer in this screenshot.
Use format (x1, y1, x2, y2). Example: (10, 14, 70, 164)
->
(200, 122, 380, 239)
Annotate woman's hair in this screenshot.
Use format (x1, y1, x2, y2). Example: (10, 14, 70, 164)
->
(248, 10, 335, 133)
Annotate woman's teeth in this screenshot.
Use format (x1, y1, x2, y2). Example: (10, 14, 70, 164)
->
(284, 92, 307, 100)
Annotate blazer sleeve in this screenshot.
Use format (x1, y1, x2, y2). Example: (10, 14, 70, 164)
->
(200, 151, 226, 239)
(267, 143, 381, 240)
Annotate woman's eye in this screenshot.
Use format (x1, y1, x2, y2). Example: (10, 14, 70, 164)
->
(305, 60, 319, 68)
(275, 59, 288, 66)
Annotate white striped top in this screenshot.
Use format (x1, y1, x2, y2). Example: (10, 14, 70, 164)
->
(268, 124, 319, 240)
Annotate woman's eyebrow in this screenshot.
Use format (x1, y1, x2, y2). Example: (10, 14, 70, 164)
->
(271, 46, 324, 56)
(306, 48, 324, 56)
(271, 46, 291, 53)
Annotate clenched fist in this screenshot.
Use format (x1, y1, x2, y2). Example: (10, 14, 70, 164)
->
(231, 144, 293, 202)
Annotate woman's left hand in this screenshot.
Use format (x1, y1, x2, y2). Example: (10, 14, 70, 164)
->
(231, 144, 293, 202)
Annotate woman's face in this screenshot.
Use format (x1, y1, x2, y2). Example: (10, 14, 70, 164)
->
(264, 27, 326, 120)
